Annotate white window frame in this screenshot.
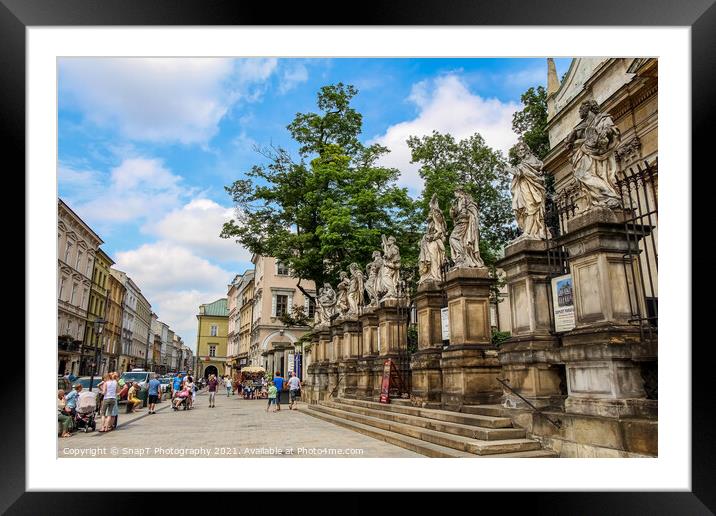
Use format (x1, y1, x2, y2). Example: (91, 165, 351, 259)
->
(64, 240, 73, 263)
(275, 261, 290, 276)
(210, 324, 218, 337)
(209, 345, 216, 357)
(70, 283, 77, 305)
(76, 250, 83, 270)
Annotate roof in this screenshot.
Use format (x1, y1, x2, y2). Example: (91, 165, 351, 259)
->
(200, 298, 229, 317)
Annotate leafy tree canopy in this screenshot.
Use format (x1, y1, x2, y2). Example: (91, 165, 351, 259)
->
(508, 85, 549, 165)
(407, 131, 517, 267)
(221, 83, 420, 292)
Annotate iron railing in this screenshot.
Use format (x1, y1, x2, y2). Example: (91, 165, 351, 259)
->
(497, 377, 562, 429)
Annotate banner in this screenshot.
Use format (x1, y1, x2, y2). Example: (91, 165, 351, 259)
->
(551, 274, 576, 332)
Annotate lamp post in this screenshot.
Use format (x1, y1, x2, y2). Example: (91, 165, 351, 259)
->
(89, 318, 106, 392)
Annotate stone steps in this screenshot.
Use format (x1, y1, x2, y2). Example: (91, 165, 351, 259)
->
(460, 404, 506, 417)
(335, 397, 515, 428)
(306, 400, 547, 456)
(321, 399, 524, 441)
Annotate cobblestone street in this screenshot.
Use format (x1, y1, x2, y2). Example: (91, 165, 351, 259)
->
(58, 388, 421, 458)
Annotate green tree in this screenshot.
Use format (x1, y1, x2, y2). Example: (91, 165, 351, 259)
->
(407, 131, 517, 267)
(508, 85, 549, 165)
(220, 83, 420, 294)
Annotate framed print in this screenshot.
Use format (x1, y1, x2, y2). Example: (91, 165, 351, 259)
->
(4, 0, 713, 512)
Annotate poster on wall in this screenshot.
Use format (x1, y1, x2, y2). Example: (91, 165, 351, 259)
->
(551, 274, 576, 332)
(440, 307, 450, 342)
(287, 351, 295, 376)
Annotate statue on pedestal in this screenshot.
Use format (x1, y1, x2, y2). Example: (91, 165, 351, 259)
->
(379, 235, 401, 301)
(347, 263, 365, 316)
(418, 193, 447, 285)
(316, 283, 337, 327)
(336, 271, 350, 317)
(565, 99, 623, 210)
(449, 189, 485, 269)
(508, 140, 551, 240)
(365, 251, 382, 308)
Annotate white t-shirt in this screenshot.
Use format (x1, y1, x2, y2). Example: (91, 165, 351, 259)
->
(104, 380, 118, 399)
(225, 378, 232, 387)
(288, 377, 301, 390)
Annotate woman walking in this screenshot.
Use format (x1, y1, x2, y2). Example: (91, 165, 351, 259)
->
(185, 376, 195, 409)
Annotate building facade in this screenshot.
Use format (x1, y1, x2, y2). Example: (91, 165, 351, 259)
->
(57, 199, 102, 375)
(238, 270, 255, 368)
(81, 248, 114, 376)
(196, 298, 229, 378)
(250, 255, 315, 378)
(105, 268, 126, 373)
(226, 275, 241, 374)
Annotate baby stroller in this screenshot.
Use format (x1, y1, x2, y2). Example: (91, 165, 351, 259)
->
(74, 390, 98, 432)
(172, 391, 190, 411)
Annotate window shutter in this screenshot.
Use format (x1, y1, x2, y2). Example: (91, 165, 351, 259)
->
(304, 296, 309, 313)
(288, 293, 293, 315)
(271, 293, 277, 317)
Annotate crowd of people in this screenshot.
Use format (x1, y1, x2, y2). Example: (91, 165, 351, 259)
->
(58, 369, 303, 437)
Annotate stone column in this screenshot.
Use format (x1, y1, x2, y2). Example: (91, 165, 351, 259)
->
(358, 309, 379, 399)
(327, 320, 344, 398)
(342, 316, 361, 398)
(441, 267, 501, 410)
(305, 331, 319, 404)
(375, 299, 410, 399)
(496, 239, 563, 409)
(559, 207, 655, 418)
(410, 280, 444, 408)
(316, 328, 331, 401)
(266, 350, 275, 379)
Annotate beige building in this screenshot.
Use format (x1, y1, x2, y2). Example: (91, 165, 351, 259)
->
(227, 270, 255, 374)
(105, 268, 126, 373)
(238, 271, 255, 368)
(57, 199, 103, 376)
(250, 255, 315, 378)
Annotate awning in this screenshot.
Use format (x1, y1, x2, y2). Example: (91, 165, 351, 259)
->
(240, 366, 265, 373)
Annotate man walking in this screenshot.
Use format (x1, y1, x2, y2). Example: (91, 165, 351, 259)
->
(287, 372, 301, 410)
(147, 375, 161, 414)
(272, 371, 284, 411)
(225, 376, 233, 397)
(208, 374, 218, 408)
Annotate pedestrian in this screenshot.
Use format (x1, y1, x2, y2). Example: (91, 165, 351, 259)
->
(287, 371, 302, 410)
(147, 375, 161, 414)
(127, 382, 142, 413)
(225, 375, 232, 397)
(99, 372, 118, 432)
(65, 383, 81, 416)
(57, 389, 73, 437)
(272, 371, 284, 411)
(172, 373, 183, 399)
(266, 381, 278, 412)
(207, 374, 218, 408)
(185, 376, 195, 409)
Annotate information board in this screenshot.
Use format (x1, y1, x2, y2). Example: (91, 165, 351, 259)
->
(440, 307, 450, 341)
(551, 273, 576, 332)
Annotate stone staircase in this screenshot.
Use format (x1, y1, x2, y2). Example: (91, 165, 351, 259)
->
(305, 398, 557, 458)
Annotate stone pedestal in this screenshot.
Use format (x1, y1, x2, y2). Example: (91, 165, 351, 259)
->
(441, 267, 502, 410)
(316, 329, 331, 400)
(410, 281, 444, 408)
(359, 310, 379, 399)
(376, 300, 411, 396)
(559, 208, 655, 418)
(496, 238, 563, 409)
(342, 317, 361, 398)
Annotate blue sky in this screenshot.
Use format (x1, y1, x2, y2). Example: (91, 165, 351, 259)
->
(58, 57, 572, 350)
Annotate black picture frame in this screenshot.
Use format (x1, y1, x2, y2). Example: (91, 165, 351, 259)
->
(4, 0, 712, 512)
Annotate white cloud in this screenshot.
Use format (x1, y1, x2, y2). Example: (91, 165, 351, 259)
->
(279, 62, 309, 94)
(144, 198, 252, 264)
(372, 74, 519, 194)
(60, 57, 278, 144)
(69, 157, 187, 224)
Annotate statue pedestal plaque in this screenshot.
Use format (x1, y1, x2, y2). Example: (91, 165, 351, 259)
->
(441, 267, 502, 410)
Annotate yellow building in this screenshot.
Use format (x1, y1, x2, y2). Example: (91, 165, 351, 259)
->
(196, 298, 229, 379)
(81, 248, 113, 376)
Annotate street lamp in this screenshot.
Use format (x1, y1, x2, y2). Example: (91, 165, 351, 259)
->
(89, 318, 106, 392)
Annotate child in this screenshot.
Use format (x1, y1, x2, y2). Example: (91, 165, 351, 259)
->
(266, 381, 278, 412)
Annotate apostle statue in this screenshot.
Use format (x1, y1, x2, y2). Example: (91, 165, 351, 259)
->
(565, 99, 623, 210)
(365, 251, 383, 308)
(379, 235, 401, 301)
(418, 193, 447, 285)
(335, 271, 351, 317)
(508, 140, 551, 240)
(449, 189, 485, 268)
(316, 283, 337, 327)
(347, 262, 365, 316)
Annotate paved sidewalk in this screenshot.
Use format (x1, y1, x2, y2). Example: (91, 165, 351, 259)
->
(58, 388, 421, 458)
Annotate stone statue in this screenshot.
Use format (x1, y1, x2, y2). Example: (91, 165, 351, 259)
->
(335, 271, 350, 317)
(347, 262, 365, 316)
(508, 140, 551, 240)
(316, 283, 337, 327)
(379, 235, 401, 301)
(418, 193, 447, 285)
(565, 99, 623, 210)
(449, 189, 485, 268)
(365, 251, 382, 308)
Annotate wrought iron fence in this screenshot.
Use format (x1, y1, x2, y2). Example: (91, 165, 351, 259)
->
(615, 160, 658, 342)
